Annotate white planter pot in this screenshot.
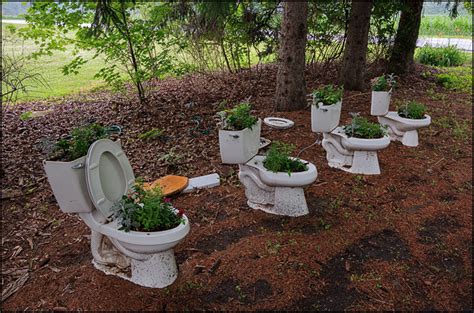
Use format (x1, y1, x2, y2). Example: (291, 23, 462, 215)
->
(311, 101, 342, 133)
(370, 90, 391, 116)
(219, 119, 261, 164)
(43, 140, 122, 214)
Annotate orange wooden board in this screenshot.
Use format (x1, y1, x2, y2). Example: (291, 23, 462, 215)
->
(143, 175, 189, 196)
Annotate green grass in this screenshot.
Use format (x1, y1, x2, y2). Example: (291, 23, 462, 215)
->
(419, 15, 472, 38)
(2, 23, 109, 103)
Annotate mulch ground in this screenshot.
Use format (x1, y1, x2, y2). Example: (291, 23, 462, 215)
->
(1, 63, 472, 311)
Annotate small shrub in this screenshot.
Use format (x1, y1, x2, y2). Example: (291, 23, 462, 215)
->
(55, 123, 109, 161)
(217, 102, 258, 131)
(111, 180, 185, 232)
(263, 141, 308, 175)
(343, 114, 386, 139)
(415, 45, 466, 67)
(397, 101, 427, 119)
(20, 111, 33, 121)
(371, 73, 397, 91)
(138, 128, 163, 140)
(436, 67, 472, 92)
(312, 85, 343, 107)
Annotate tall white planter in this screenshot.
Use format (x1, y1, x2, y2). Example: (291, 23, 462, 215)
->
(219, 119, 261, 164)
(370, 90, 391, 116)
(311, 101, 342, 133)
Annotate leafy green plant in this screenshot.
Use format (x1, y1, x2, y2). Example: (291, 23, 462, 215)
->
(312, 85, 343, 107)
(397, 101, 427, 119)
(343, 114, 387, 139)
(263, 141, 308, 175)
(436, 67, 472, 92)
(138, 128, 163, 140)
(111, 180, 185, 232)
(217, 102, 258, 131)
(371, 73, 397, 91)
(19, 111, 34, 121)
(55, 123, 109, 161)
(415, 45, 466, 67)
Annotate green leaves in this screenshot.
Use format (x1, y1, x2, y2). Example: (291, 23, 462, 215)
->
(371, 74, 397, 92)
(312, 85, 343, 106)
(263, 141, 308, 175)
(397, 101, 427, 120)
(343, 115, 387, 139)
(415, 45, 466, 67)
(222, 102, 258, 131)
(55, 123, 109, 161)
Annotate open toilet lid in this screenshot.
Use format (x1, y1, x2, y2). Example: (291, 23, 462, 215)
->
(85, 139, 135, 220)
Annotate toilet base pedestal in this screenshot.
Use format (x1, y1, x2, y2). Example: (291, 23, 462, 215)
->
(92, 249, 178, 288)
(130, 249, 178, 288)
(247, 186, 309, 217)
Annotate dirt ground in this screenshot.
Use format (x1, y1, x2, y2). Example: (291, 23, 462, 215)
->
(1, 63, 472, 311)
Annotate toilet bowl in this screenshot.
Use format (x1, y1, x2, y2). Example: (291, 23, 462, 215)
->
(238, 155, 317, 216)
(44, 139, 190, 288)
(322, 127, 390, 175)
(377, 112, 431, 147)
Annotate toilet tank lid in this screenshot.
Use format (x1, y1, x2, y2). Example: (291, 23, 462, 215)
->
(85, 139, 135, 220)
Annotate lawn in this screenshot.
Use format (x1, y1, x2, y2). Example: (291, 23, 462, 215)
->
(2, 22, 109, 102)
(419, 15, 472, 38)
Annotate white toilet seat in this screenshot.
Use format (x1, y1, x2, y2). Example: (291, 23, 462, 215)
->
(85, 139, 135, 220)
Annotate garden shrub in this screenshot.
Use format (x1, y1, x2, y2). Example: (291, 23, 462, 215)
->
(263, 141, 308, 175)
(415, 45, 466, 67)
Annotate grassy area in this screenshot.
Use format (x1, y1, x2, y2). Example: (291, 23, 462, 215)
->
(2, 23, 109, 103)
(419, 15, 472, 38)
(425, 51, 473, 93)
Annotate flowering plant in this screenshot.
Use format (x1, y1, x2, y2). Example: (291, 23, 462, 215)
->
(111, 179, 185, 232)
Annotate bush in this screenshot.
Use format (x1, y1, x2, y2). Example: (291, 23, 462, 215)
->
(436, 67, 472, 92)
(415, 45, 466, 67)
(397, 101, 427, 119)
(218, 102, 258, 131)
(263, 141, 308, 175)
(312, 85, 343, 107)
(55, 123, 109, 161)
(343, 115, 386, 139)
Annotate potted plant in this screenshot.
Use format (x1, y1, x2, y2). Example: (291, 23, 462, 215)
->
(217, 102, 261, 164)
(263, 141, 308, 176)
(342, 115, 387, 139)
(311, 85, 343, 133)
(111, 180, 187, 232)
(43, 123, 112, 213)
(397, 101, 427, 119)
(370, 73, 397, 116)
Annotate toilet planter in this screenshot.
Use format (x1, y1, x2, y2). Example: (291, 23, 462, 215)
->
(378, 101, 431, 147)
(106, 181, 190, 288)
(216, 102, 261, 164)
(43, 123, 114, 213)
(311, 85, 343, 133)
(322, 114, 390, 175)
(239, 141, 317, 216)
(370, 74, 397, 116)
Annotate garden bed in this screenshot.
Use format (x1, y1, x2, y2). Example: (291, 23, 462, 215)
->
(1, 63, 472, 310)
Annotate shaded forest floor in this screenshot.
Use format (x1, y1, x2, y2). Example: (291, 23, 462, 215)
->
(1, 63, 472, 311)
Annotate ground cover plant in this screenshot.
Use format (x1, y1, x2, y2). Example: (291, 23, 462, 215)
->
(312, 85, 343, 107)
(415, 45, 466, 67)
(263, 141, 308, 175)
(217, 102, 258, 131)
(343, 114, 387, 139)
(111, 180, 185, 232)
(397, 101, 427, 119)
(371, 73, 397, 91)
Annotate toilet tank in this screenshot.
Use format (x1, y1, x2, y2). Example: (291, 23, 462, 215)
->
(44, 156, 95, 213)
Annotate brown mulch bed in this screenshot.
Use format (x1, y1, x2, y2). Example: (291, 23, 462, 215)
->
(1, 63, 472, 311)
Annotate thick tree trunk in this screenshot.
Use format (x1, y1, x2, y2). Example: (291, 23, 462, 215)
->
(340, 1, 373, 91)
(388, 0, 423, 74)
(274, 1, 308, 112)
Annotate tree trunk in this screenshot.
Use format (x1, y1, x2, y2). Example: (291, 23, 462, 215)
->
(340, 0, 373, 91)
(388, 0, 423, 74)
(274, 1, 308, 112)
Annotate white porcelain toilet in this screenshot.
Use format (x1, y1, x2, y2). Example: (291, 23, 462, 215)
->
(321, 127, 390, 175)
(43, 139, 190, 288)
(238, 155, 317, 217)
(311, 101, 390, 175)
(377, 111, 431, 147)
